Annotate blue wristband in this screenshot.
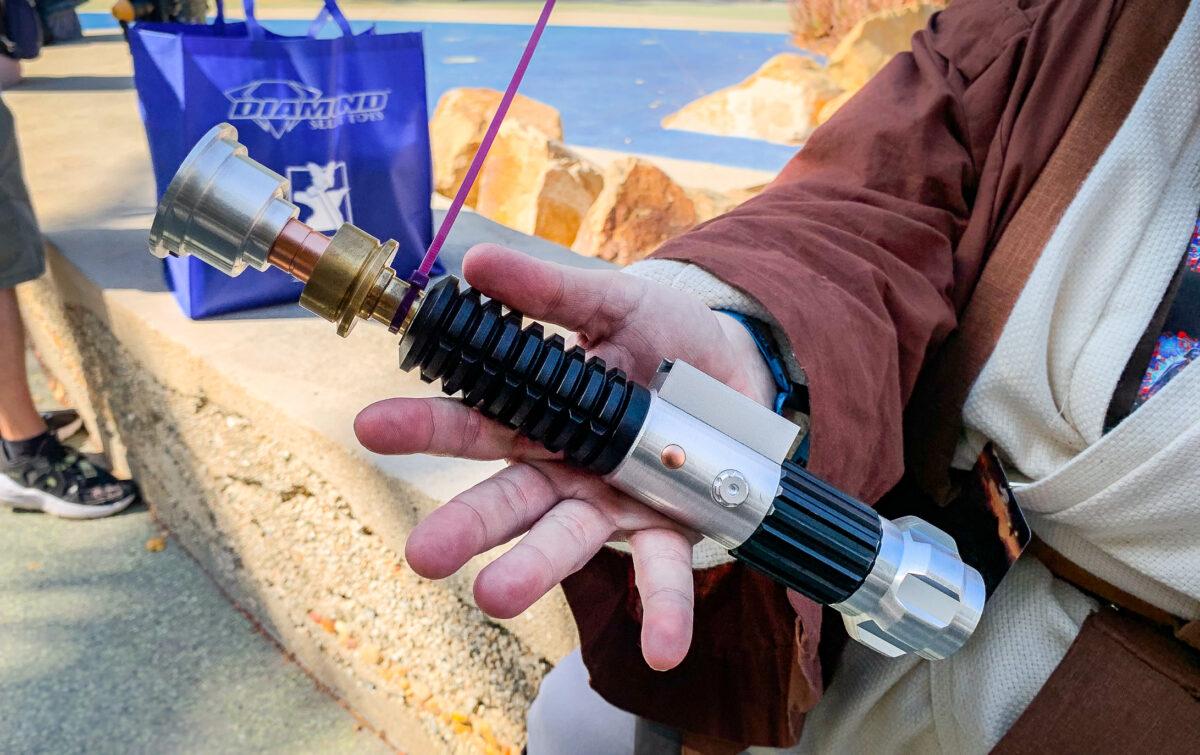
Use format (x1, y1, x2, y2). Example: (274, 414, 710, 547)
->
(717, 309, 811, 463)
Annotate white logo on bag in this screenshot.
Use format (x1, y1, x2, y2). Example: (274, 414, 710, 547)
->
(287, 161, 353, 232)
(224, 79, 389, 138)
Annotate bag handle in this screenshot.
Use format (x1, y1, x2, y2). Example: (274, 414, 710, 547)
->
(212, 0, 264, 37)
(213, 0, 351, 38)
(307, 0, 354, 38)
(240, 0, 268, 38)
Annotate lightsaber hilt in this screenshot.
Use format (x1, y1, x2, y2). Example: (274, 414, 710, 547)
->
(148, 124, 985, 660)
(400, 284, 983, 659)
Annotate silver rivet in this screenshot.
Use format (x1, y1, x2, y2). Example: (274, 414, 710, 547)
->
(711, 469, 750, 508)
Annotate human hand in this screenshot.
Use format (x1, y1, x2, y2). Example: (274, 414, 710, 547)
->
(354, 244, 776, 670)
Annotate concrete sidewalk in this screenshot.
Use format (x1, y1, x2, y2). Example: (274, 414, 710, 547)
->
(0, 359, 391, 753)
(0, 505, 392, 753)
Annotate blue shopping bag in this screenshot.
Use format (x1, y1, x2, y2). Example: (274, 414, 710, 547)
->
(128, 0, 435, 318)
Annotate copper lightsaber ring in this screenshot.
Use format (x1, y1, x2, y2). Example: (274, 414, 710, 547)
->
(267, 218, 330, 284)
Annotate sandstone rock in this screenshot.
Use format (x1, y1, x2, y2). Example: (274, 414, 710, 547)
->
(816, 88, 856, 125)
(825, 3, 939, 93)
(573, 158, 697, 266)
(430, 88, 563, 204)
(661, 53, 843, 146)
(790, 0, 947, 54)
(473, 122, 603, 247)
(684, 187, 739, 225)
(731, 183, 768, 205)
(685, 182, 766, 224)
(667, 3, 942, 142)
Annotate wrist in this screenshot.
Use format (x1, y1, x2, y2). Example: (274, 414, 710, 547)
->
(714, 311, 778, 408)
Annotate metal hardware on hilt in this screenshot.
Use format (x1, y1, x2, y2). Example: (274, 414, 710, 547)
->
(608, 361, 984, 659)
(148, 124, 987, 661)
(148, 124, 415, 337)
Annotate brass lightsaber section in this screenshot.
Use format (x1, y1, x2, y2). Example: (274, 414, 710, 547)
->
(148, 123, 420, 337)
(294, 223, 410, 337)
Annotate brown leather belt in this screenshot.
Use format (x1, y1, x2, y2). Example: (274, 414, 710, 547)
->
(1030, 538, 1200, 652)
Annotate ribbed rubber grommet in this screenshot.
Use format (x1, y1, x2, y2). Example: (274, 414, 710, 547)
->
(400, 278, 649, 475)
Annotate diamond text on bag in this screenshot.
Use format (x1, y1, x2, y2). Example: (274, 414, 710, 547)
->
(224, 80, 390, 138)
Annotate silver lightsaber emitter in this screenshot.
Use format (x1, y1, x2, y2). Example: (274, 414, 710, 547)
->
(148, 124, 985, 660)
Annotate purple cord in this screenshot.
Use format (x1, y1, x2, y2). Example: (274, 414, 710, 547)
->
(391, 0, 557, 332)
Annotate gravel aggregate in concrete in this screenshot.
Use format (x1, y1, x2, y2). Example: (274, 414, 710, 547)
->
(20, 298, 547, 753)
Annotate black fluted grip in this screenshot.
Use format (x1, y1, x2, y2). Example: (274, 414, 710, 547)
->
(399, 277, 650, 475)
(731, 460, 883, 605)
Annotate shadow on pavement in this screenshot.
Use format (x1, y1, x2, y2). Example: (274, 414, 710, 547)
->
(70, 31, 127, 44)
(15, 75, 134, 92)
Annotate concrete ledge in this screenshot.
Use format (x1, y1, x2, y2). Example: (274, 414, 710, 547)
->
(9, 33, 623, 753)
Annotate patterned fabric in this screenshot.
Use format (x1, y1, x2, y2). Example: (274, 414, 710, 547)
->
(1133, 215, 1200, 410)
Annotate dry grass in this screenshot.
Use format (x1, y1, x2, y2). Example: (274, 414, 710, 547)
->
(790, 0, 946, 52)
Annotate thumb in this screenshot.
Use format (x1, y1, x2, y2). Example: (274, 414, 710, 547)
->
(461, 244, 643, 338)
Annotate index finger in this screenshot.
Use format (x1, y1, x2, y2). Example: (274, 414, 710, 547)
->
(462, 244, 645, 339)
(354, 396, 552, 460)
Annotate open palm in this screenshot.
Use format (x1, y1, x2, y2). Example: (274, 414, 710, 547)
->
(354, 243, 773, 670)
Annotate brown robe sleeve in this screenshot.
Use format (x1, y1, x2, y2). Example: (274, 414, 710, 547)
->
(560, 0, 1125, 747)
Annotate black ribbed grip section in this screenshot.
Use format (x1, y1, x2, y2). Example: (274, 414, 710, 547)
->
(732, 460, 883, 605)
(399, 277, 650, 475)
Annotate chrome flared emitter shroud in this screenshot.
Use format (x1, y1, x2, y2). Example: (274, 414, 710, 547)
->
(148, 123, 298, 276)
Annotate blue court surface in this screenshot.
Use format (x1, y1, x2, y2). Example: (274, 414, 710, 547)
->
(82, 12, 803, 172)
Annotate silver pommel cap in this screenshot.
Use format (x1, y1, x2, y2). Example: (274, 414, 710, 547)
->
(148, 123, 298, 276)
(834, 516, 985, 660)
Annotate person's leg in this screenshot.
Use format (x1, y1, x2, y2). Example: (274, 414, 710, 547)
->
(0, 94, 137, 519)
(0, 294, 138, 518)
(0, 286, 48, 442)
(0, 92, 47, 443)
